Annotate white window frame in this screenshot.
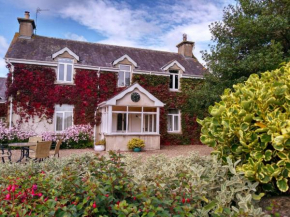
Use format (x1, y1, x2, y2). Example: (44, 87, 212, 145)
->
(55, 105, 74, 132)
(57, 58, 74, 83)
(167, 109, 181, 132)
(118, 64, 131, 87)
(169, 70, 180, 91)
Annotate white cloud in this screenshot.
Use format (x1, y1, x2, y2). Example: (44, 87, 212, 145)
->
(6, 0, 235, 65)
(64, 32, 87, 41)
(0, 36, 9, 77)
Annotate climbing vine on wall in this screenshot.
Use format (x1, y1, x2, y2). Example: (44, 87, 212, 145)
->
(6, 64, 120, 125)
(6, 64, 202, 145)
(133, 74, 202, 145)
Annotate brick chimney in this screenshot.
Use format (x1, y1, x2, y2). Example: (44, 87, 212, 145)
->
(176, 34, 195, 57)
(17, 11, 36, 39)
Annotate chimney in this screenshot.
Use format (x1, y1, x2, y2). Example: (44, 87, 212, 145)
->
(176, 34, 195, 57)
(17, 11, 36, 39)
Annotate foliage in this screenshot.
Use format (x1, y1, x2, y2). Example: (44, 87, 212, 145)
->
(198, 63, 290, 193)
(0, 103, 7, 118)
(133, 74, 202, 145)
(189, 0, 290, 119)
(127, 138, 145, 150)
(0, 121, 35, 143)
(6, 64, 120, 125)
(95, 139, 106, 146)
(0, 152, 268, 216)
(41, 124, 93, 149)
(202, 0, 290, 81)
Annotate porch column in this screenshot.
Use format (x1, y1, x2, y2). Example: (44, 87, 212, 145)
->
(157, 107, 160, 134)
(108, 106, 112, 134)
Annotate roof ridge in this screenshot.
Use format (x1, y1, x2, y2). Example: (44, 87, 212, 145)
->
(33, 35, 181, 55)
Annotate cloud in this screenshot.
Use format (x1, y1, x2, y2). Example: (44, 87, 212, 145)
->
(5, 0, 235, 65)
(0, 36, 9, 77)
(64, 33, 87, 41)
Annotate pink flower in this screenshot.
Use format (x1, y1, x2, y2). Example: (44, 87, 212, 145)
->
(5, 194, 11, 200)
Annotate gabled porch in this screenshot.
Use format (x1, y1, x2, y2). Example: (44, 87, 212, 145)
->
(96, 83, 165, 151)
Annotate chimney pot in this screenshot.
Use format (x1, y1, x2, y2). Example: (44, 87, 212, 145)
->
(24, 11, 30, 19)
(183, 33, 187, 42)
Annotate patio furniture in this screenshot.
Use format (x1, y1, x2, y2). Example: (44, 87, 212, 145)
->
(28, 136, 42, 152)
(1, 144, 12, 163)
(50, 139, 62, 158)
(30, 141, 52, 161)
(8, 142, 37, 163)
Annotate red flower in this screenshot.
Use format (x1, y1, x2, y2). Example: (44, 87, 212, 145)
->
(186, 198, 190, 203)
(92, 202, 97, 208)
(105, 194, 109, 197)
(5, 194, 11, 200)
(182, 198, 185, 204)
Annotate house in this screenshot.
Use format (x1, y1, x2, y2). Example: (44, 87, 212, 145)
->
(4, 11, 205, 150)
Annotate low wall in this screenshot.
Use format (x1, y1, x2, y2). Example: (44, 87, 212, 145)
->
(105, 134, 160, 151)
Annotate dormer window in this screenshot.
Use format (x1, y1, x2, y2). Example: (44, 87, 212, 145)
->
(169, 70, 179, 90)
(58, 58, 73, 83)
(118, 65, 131, 87)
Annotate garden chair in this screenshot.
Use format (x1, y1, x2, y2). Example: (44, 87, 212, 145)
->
(28, 136, 43, 152)
(0, 144, 12, 163)
(29, 141, 52, 162)
(50, 139, 62, 158)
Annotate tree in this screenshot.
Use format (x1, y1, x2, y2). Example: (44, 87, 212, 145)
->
(188, 0, 290, 118)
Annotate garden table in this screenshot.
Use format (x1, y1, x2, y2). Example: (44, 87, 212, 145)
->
(8, 142, 37, 163)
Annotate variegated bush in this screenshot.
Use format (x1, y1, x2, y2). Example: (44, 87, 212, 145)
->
(0, 152, 268, 216)
(198, 63, 290, 193)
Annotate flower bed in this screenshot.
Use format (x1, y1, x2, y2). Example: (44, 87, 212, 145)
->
(0, 152, 267, 216)
(41, 124, 93, 149)
(0, 121, 35, 144)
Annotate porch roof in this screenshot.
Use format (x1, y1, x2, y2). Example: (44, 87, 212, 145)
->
(98, 83, 165, 107)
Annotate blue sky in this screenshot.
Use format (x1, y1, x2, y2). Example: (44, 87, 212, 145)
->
(0, 0, 235, 77)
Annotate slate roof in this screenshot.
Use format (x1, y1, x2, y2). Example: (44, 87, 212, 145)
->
(0, 77, 7, 103)
(5, 34, 205, 76)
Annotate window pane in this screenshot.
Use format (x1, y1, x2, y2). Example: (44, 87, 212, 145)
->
(120, 65, 131, 71)
(169, 74, 173, 89)
(169, 70, 178, 74)
(168, 109, 178, 114)
(144, 114, 149, 132)
(175, 74, 179, 89)
(56, 113, 63, 131)
(58, 64, 64, 81)
(125, 72, 130, 86)
(123, 113, 127, 131)
(59, 58, 73, 63)
(64, 112, 73, 129)
(55, 104, 74, 111)
(66, 65, 72, 81)
(174, 115, 179, 131)
(117, 113, 123, 131)
(167, 115, 172, 131)
(118, 71, 124, 86)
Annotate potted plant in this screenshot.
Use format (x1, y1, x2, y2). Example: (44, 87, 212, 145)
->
(94, 139, 106, 152)
(127, 138, 145, 152)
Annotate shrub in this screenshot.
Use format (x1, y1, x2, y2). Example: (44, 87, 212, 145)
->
(41, 124, 93, 149)
(0, 152, 268, 216)
(198, 63, 290, 193)
(127, 138, 145, 150)
(0, 121, 35, 144)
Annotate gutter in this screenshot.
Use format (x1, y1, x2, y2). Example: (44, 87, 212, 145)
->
(5, 59, 14, 129)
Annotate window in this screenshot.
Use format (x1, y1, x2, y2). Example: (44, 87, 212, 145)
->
(55, 104, 73, 132)
(169, 70, 179, 90)
(167, 109, 180, 132)
(58, 58, 74, 83)
(118, 65, 131, 87)
(117, 113, 127, 131)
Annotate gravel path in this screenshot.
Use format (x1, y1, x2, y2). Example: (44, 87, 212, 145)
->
(7, 145, 213, 163)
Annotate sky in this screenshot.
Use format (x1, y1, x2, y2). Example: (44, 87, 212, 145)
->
(0, 0, 235, 77)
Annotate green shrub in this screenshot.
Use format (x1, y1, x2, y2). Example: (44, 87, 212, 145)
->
(198, 63, 290, 193)
(0, 152, 268, 216)
(127, 138, 145, 150)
